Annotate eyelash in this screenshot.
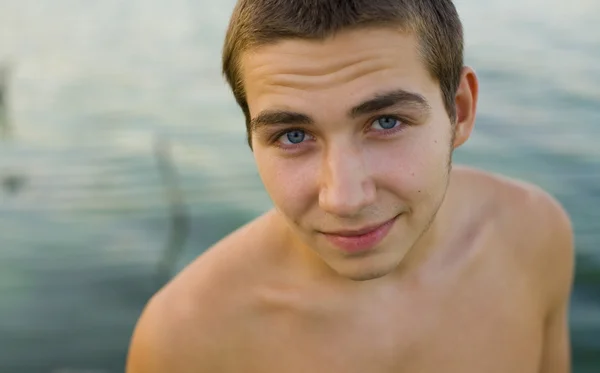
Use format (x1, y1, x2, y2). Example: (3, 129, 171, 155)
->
(270, 115, 409, 150)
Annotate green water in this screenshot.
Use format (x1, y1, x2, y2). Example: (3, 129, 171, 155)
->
(0, 0, 598, 372)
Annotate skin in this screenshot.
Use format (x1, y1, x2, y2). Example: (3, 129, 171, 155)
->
(126, 27, 574, 373)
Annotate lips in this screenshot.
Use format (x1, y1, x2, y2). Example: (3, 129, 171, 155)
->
(321, 215, 400, 254)
(324, 219, 394, 237)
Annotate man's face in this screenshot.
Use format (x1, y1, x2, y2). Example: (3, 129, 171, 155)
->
(242, 27, 471, 281)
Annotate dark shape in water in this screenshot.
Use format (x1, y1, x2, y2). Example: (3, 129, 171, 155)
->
(0, 62, 11, 139)
(153, 135, 190, 284)
(2, 174, 26, 195)
(0, 62, 27, 196)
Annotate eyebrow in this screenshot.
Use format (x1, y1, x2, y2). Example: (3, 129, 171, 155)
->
(250, 111, 312, 132)
(350, 89, 430, 118)
(249, 89, 430, 132)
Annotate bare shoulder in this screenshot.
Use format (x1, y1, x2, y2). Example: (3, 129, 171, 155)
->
(452, 164, 567, 215)
(452, 165, 575, 306)
(452, 165, 573, 248)
(126, 210, 279, 373)
(125, 278, 221, 373)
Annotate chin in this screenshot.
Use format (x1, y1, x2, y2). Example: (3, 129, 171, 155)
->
(345, 270, 393, 282)
(332, 256, 403, 282)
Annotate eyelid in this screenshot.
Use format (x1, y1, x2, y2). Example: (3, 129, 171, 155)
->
(373, 114, 402, 123)
(373, 110, 421, 124)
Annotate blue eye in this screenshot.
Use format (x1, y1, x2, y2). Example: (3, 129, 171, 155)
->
(373, 116, 400, 130)
(281, 130, 306, 145)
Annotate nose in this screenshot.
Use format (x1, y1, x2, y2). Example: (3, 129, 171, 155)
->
(318, 144, 376, 218)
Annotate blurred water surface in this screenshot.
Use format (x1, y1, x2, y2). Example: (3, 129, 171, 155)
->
(0, 0, 598, 372)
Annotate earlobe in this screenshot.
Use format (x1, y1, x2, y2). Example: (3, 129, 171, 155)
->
(452, 66, 479, 149)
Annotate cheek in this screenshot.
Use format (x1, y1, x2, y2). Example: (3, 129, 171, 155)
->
(369, 135, 449, 196)
(255, 154, 318, 217)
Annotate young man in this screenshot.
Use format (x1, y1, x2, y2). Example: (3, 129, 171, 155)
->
(126, 1, 575, 372)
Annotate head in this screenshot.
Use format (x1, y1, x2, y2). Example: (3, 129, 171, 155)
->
(222, 0, 479, 281)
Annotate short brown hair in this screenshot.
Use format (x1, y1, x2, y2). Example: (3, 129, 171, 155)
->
(222, 0, 464, 146)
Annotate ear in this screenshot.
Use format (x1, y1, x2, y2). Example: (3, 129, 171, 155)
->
(452, 66, 479, 149)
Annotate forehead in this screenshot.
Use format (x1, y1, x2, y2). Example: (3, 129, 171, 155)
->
(240, 27, 440, 117)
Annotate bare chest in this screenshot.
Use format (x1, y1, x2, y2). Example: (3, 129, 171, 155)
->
(219, 269, 543, 373)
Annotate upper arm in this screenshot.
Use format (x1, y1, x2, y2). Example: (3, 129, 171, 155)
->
(533, 191, 575, 373)
(126, 294, 180, 373)
(126, 291, 220, 373)
(539, 300, 571, 373)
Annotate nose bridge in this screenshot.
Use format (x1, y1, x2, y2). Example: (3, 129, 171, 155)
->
(319, 140, 375, 216)
(325, 142, 361, 185)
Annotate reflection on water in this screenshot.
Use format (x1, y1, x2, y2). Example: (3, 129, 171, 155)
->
(0, 0, 599, 372)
